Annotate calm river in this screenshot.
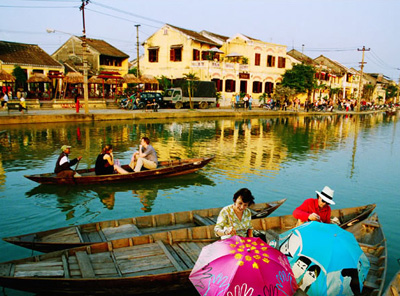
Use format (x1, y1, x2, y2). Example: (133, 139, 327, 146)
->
(0, 113, 399, 295)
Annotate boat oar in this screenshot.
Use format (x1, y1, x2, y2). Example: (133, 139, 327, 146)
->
(73, 158, 81, 174)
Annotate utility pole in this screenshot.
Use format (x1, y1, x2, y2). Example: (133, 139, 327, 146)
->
(135, 24, 140, 78)
(396, 69, 400, 104)
(80, 0, 90, 114)
(357, 46, 370, 112)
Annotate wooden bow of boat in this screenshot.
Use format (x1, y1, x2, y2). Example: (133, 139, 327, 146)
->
(384, 269, 400, 296)
(24, 156, 215, 185)
(3, 199, 286, 253)
(0, 204, 379, 295)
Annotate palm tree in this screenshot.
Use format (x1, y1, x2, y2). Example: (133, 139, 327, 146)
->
(183, 72, 199, 109)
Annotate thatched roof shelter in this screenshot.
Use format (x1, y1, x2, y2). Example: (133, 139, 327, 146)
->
(64, 72, 84, 84)
(140, 75, 158, 84)
(88, 76, 104, 84)
(27, 73, 51, 83)
(0, 69, 15, 82)
(123, 74, 141, 84)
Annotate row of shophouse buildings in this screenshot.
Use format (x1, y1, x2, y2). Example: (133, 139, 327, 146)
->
(0, 23, 393, 106)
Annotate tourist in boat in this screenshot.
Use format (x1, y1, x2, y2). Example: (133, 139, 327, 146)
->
(129, 137, 158, 172)
(214, 188, 255, 239)
(54, 145, 82, 178)
(95, 144, 128, 175)
(292, 186, 335, 225)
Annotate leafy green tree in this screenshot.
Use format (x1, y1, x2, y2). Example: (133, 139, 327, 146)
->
(281, 64, 316, 95)
(128, 67, 138, 76)
(272, 85, 296, 104)
(258, 93, 268, 104)
(363, 84, 375, 101)
(183, 72, 199, 109)
(12, 65, 27, 91)
(156, 75, 172, 94)
(385, 84, 397, 100)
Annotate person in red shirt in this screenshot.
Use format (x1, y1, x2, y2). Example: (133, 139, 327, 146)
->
(293, 186, 335, 225)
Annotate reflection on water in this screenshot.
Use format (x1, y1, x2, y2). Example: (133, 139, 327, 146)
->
(25, 173, 215, 215)
(0, 112, 400, 295)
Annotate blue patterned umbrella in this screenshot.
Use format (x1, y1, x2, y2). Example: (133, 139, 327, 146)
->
(273, 222, 370, 296)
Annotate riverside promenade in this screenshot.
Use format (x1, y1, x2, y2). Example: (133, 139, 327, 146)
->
(0, 106, 380, 126)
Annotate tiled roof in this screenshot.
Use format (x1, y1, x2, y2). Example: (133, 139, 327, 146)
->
(287, 49, 315, 65)
(167, 24, 219, 46)
(0, 40, 62, 67)
(78, 37, 129, 58)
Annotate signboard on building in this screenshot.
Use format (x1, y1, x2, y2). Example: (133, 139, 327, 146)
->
(239, 73, 250, 79)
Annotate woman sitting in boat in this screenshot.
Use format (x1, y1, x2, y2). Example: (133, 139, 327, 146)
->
(95, 144, 128, 175)
(214, 188, 255, 239)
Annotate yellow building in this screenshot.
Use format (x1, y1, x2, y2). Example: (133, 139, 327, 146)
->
(0, 40, 64, 97)
(51, 37, 129, 77)
(141, 24, 292, 106)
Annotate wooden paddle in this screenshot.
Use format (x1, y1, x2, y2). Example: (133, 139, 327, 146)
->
(73, 158, 81, 174)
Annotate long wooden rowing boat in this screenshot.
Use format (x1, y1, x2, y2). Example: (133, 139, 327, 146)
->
(24, 156, 215, 185)
(345, 213, 387, 296)
(383, 269, 400, 296)
(0, 204, 377, 295)
(3, 199, 287, 253)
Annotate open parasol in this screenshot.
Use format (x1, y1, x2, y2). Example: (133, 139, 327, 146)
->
(190, 235, 298, 296)
(0, 69, 16, 82)
(27, 73, 51, 83)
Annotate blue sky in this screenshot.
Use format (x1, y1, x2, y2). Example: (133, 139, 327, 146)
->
(1, 0, 399, 80)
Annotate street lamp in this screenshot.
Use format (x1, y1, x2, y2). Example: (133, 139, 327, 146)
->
(46, 29, 76, 56)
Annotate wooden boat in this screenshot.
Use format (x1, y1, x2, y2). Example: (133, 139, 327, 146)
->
(383, 269, 400, 296)
(3, 199, 287, 253)
(0, 204, 377, 295)
(24, 156, 215, 185)
(345, 213, 387, 296)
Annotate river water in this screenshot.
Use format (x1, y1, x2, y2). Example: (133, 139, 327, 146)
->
(0, 113, 399, 295)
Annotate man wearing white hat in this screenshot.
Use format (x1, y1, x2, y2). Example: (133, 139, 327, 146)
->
(293, 186, 335, 225)
(54, 145, 82, 178)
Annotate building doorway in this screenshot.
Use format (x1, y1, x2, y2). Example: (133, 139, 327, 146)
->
(240, 80, 247, 94)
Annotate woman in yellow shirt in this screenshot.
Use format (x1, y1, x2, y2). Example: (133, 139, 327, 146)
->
(214, 188, 255, 239)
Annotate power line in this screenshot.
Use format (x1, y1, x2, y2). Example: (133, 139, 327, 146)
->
(91, 1, 165, 25)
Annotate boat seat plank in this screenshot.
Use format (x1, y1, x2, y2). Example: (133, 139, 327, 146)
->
(0, 263, 13, 276)
(156, 240, 184, 271)
(42, 228, 81, 243)
(114, 244, 163, 260)
(85, 231, 103, 243)
(75, 251, 96, 278)
(193, 214, 214, 226)
(118, 254, 173, 275)
(139, 223, 195, 234)
(102, 224, 143, 241)
(177, 242, 203, 264)
(14, 270, 65, 277)
(171, 244, 195, 268)
(75, 227, 84, 243)
(61, 255, 70, 278)
(124, 266, 177, 277)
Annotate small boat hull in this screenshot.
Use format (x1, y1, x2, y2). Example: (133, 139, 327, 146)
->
(3, 199, 286, 253)
(24, 156, 214, 185)
(0, 204, 379, 295)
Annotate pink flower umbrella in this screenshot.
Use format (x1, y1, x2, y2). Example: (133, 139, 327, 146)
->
(189, 235, 298, 296)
